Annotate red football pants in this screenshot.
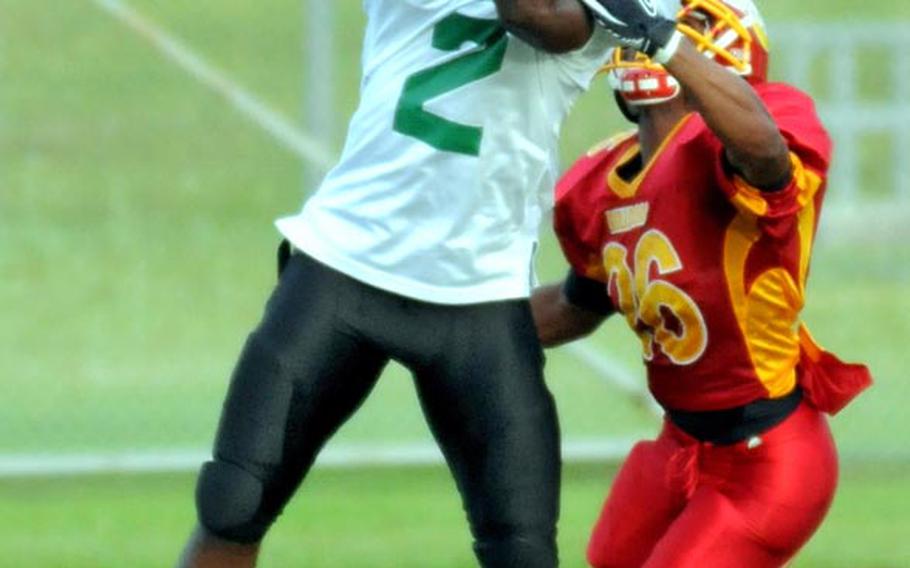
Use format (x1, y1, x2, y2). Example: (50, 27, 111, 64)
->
(587, 402, 838, 568)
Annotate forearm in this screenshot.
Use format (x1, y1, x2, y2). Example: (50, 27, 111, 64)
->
(665, 40, 791, 189)
(531, 282, 605, 347)
(494, 0, 594, 53)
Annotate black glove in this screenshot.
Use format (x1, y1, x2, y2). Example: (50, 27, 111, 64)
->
(579, 0, 681, 61)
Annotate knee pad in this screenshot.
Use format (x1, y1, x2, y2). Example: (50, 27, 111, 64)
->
(474, 528, 557, 568)
(196, 460, 269, 544)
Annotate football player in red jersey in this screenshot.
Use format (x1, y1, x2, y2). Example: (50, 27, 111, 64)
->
(533, 0, 873, 566)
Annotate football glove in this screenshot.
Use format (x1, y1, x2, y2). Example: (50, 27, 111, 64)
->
(579, 0, 683, 64)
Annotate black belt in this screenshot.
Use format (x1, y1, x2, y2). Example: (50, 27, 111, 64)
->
(666, 387, 803, 445)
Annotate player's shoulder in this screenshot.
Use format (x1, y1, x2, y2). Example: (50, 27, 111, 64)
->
(754, 81, 811, 98)
(754, 82, 820, 117)
(556, 130, 637, 203)
(584, 130, 638, 158)
(755, 81, 831, 166)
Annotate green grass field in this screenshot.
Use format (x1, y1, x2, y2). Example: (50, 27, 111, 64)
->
(4, 465, 910, 567)
(3, 0, 910, 566)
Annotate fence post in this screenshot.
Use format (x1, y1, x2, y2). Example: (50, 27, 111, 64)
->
(895, 36, 910, 203)
(304, 0, 336, 192)
(778, 26, 813, 89)
(829, 28, 858, 207)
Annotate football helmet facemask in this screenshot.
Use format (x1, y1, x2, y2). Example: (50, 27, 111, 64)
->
(603, 0, 770, 107)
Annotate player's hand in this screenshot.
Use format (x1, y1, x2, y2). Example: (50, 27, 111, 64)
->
(578, 0, 682, 63)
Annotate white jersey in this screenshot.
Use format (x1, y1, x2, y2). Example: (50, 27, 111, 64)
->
(277, 0, 614, 304)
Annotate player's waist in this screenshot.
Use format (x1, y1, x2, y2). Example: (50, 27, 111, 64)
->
(665, 387, 803, 445)
(275, 222, 538, 305)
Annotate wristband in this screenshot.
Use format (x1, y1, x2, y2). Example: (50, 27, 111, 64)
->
(652, 29, 684, 64)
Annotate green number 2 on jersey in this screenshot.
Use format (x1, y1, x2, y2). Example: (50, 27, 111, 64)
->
(393, 14, 508, 156)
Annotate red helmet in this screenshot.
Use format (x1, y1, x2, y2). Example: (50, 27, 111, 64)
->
(679, 0, 769, 83)
(604, 0, 770, 106)
(605, 49, 682, 106)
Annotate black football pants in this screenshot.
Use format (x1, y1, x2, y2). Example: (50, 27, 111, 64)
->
(198, 249, 561, 567)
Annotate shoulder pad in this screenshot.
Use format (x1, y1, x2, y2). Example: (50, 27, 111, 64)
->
(586, 130, 637, 157)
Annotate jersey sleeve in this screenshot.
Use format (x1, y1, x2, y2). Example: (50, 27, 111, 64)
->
(552, 27, 616, 90)
(712, 83, 832, 223)
(553, 150, 612, 283)
(563, 268, 615, 315)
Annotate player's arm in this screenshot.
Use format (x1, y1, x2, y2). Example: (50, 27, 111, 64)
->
(493, 0, 595, 53)
(663, 40, 791, 190)
(531, 270, 612, 347)
(581, 0, 790, 189)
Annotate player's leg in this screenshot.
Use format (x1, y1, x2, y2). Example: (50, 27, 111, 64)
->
(586, 425, 690, 568)
(643, 403, 838, 568)
(639, 488, 788, 568)
(176, 528, 260, 568)
(411, 300, 560, 568)
(178, 251, 390, 568)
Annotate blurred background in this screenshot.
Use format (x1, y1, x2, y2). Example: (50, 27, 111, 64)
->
(2, 0, 908, 566)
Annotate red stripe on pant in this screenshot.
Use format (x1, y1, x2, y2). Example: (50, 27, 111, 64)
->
(587, 402, 837, 568)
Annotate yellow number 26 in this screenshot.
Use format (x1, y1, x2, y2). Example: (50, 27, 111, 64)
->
(602, 229, 708, 366)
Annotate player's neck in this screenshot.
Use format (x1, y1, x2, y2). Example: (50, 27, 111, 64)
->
(638, 103, 688, 164)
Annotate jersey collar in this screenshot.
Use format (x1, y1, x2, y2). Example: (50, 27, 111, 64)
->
(606, 113, 694, 199)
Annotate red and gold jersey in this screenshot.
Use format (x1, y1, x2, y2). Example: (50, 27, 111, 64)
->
(555, 82, 834, 411)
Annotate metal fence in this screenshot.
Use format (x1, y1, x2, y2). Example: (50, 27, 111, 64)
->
(775, 23, 910, 208)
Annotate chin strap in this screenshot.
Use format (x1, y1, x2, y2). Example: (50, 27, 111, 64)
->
(614, 91, 641, 124)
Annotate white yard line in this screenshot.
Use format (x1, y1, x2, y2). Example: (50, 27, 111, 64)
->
(566, 341, 663, 418)
(0, 438, 640, 477)
(91, 0, 336, 172)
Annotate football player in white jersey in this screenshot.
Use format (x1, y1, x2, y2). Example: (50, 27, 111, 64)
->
(178, 2, 615, 567)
